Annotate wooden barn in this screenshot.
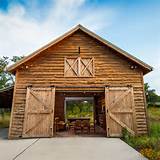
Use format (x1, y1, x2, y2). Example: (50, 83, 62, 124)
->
(7, 24, 152, 139)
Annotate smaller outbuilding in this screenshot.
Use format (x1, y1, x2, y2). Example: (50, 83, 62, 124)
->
(0, 86, 13, 111)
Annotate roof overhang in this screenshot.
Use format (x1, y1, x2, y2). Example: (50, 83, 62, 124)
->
(7, 24, 153, 74)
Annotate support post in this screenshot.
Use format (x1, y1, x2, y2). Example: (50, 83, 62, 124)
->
(105, 86, 110, 137)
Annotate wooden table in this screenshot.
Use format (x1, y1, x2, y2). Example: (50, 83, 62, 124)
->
(67, 117, 90, 123)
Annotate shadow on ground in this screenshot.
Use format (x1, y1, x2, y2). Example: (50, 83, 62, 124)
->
(0, 128, 8, 139)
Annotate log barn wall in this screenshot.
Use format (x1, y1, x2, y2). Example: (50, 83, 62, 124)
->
(9, 30, 148, 138)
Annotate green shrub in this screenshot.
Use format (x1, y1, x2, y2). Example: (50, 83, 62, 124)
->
(0, 112, 10, 128)
(148, 107, 160, 121)
(150, 121, 160, 137)
(122, 107, 160, 160)
(140, 148, 157, 160)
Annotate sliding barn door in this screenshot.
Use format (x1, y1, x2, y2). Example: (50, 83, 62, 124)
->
(22, 87, 55, 138)
(105, 87, 136, 137)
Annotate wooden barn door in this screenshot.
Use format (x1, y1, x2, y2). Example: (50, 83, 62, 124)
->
(22, 87, 55, 138)
(105, 86, 136, 137)
(64, 57, 94, 77)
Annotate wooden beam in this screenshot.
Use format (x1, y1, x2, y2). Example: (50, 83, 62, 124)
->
(51, 87, 55, 136)
(22, 87, 31, 136)
(105, 87, 110, 137)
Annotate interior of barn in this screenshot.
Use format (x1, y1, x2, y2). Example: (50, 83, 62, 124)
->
(54, 91, 106, 137)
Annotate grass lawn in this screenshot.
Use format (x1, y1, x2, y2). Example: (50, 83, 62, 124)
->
(148, 107, 160, 121)
(0, 112, 10, 128)
(122, 107, 160, 160)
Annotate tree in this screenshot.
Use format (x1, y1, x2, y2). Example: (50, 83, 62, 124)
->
(11, 56, 24, 63)
(144, 83, 160, 104)
(0, 56, 11, 88)
(0, 56, 24, 89)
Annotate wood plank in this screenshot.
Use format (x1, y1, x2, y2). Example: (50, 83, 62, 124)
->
(29, 89, 50, 110)
(22, 87, 55, 138)
(51, 87, 55, 136)
(22, 87, 30, 137)
(106, 87, 136, 137)
(109, 112, 135, 135)
(105, 87, 110, 137)
(108, 89, 131, 110)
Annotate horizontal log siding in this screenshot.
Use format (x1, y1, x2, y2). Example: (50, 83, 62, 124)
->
(9, 30, 147, 138)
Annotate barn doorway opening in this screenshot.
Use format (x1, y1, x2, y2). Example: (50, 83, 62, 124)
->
(65, 97, 94, 123)
(54, 91, 106, 137)
(21, 86, 136, 138)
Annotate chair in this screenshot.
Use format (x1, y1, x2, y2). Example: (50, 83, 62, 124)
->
(58, 121, 66, 131)
(75, 120, 82, 134)
(54, 117, 66, 132)
(82, 120, 90, 134)
(90, 122, 95, 134)
(69, 121, 75, 134)
(54, 117, 60, 132)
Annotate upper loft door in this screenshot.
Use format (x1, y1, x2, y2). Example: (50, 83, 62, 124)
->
(64, 57, 94, 77)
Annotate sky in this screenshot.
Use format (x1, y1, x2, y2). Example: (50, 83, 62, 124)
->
(0, 0, 159, 94)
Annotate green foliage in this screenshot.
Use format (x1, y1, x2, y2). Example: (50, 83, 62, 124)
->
(149, 121, 160, 138)
(72, 105, 80, 115)
(122, 130, 160, 159)
(11, 56, 24, 63)
(144, 83, 160, 104)
(122, 107, 160, 160)
(122, 128, 130, 142)
(0, 73, 11, 88)
(0, 56, 24, 89)
(0, 56, 9, 72)
(66, 100, 94, 122)
(0, 112, 10, 128)
(140, 148, 160, 160)
(148, 107, 160, 121)
(0, 56, 12, 88)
